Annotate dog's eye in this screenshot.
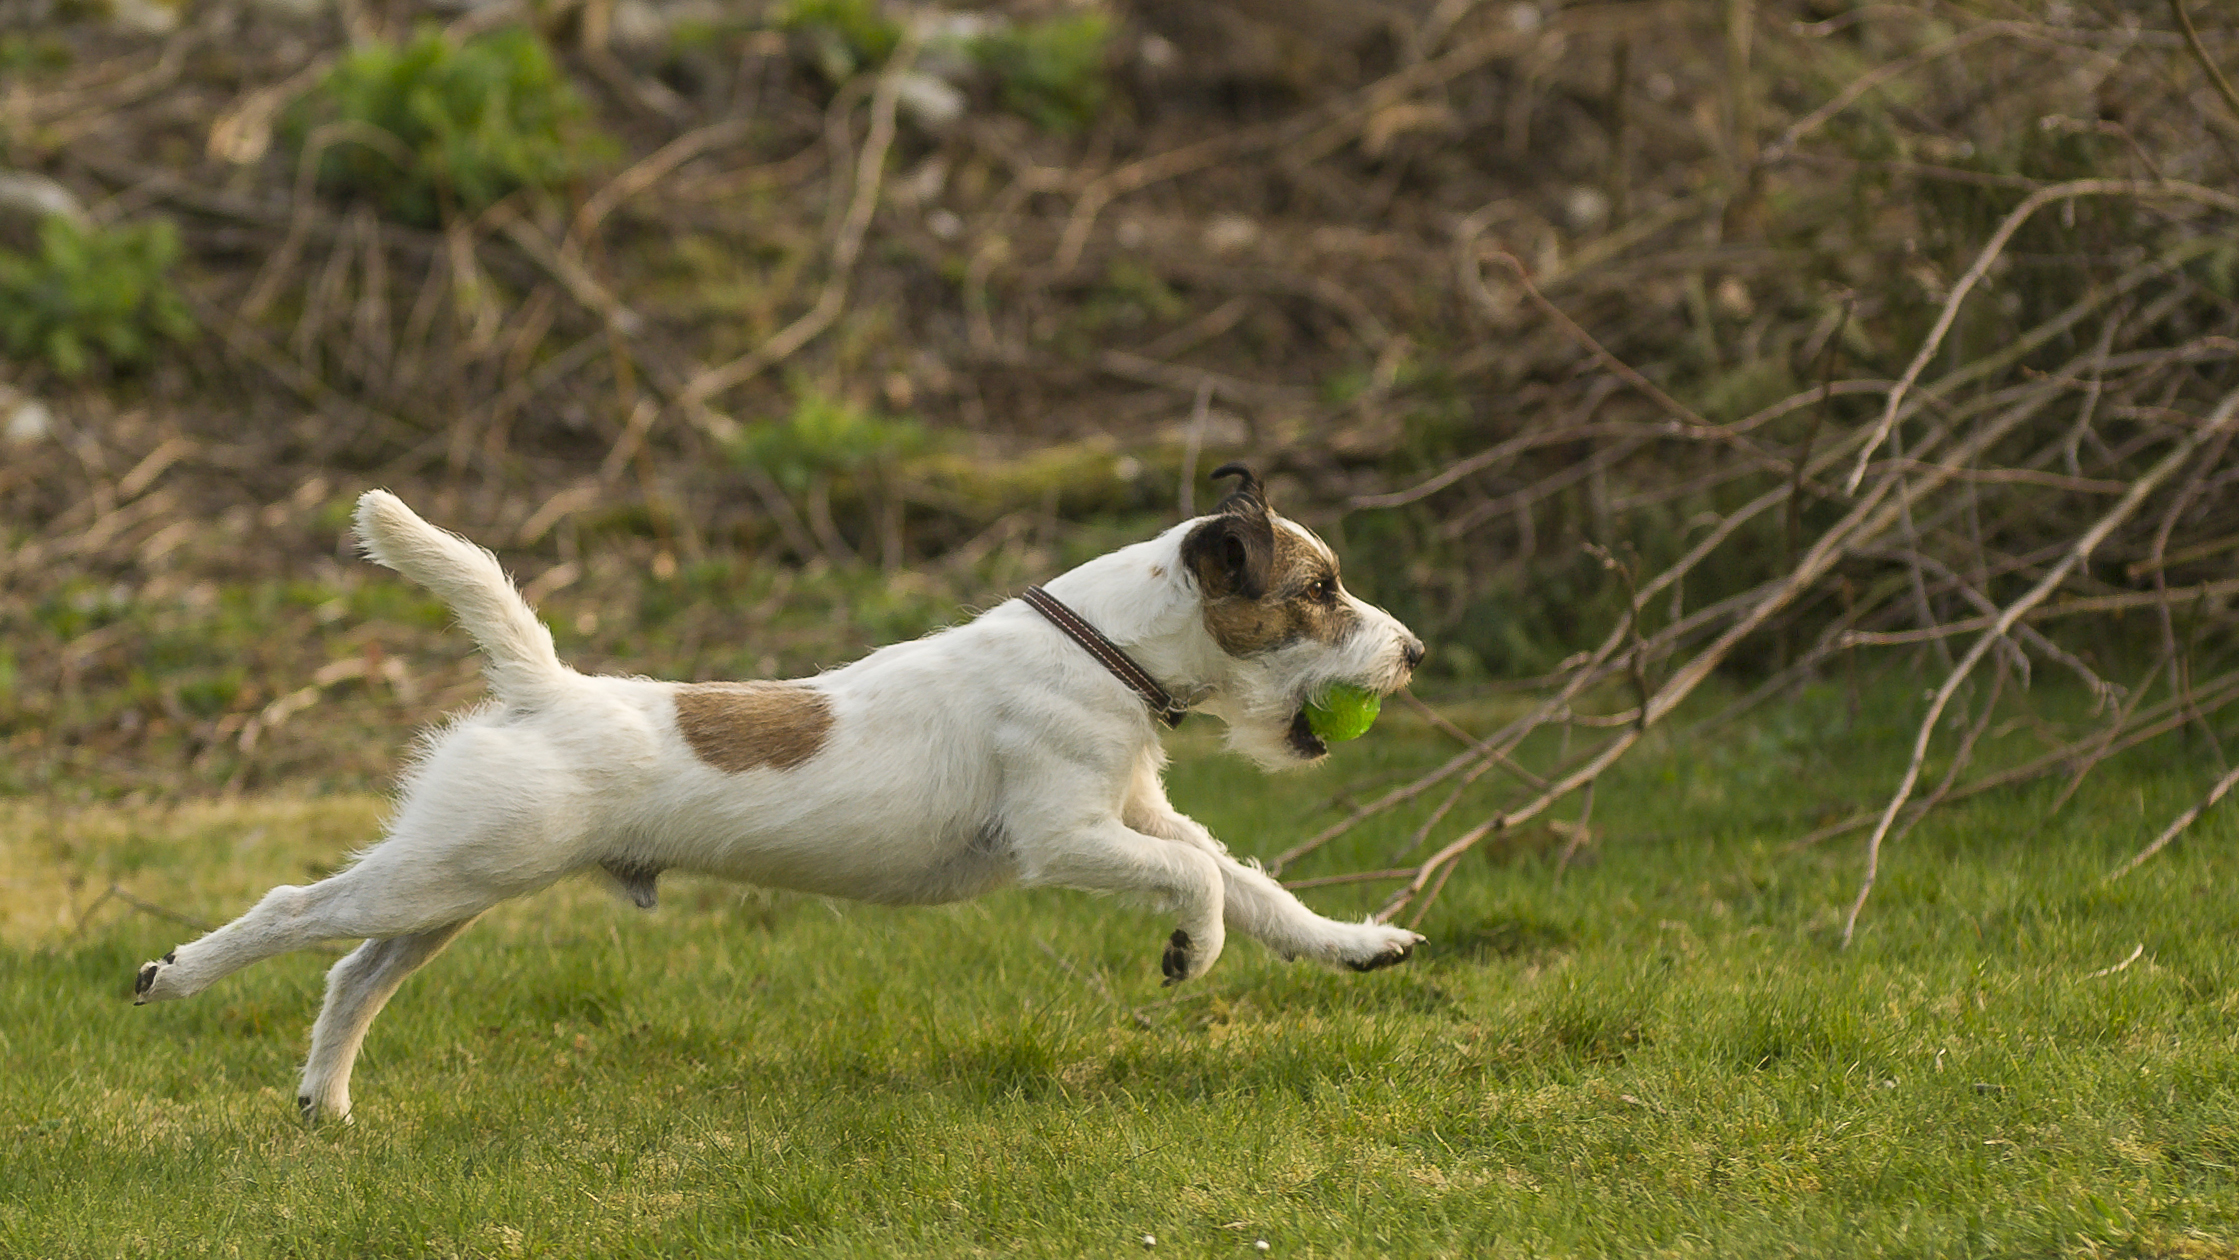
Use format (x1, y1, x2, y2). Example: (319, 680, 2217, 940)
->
(1311, 577, 1338, 602)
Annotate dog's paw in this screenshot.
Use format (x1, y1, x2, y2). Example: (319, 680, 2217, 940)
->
(132, 951, 179, 1004)
(296, 1093, 352, 1126)
(296, 1077, 354, 1126)
(1341, 925, 1424, 973)
(1160, 929, 1194, 986)
(1159, 925, 1226, 986)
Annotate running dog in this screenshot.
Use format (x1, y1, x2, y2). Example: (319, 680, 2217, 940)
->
(133, 465, 1426, 1121)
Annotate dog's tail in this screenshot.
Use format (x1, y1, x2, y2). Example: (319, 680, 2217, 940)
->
(354, 490, 568, 706)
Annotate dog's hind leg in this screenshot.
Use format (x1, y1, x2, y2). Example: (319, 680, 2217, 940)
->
(135, 861, 494, 1005)
(134, 802, 580, 1005)
(297, 916, 479, 1123)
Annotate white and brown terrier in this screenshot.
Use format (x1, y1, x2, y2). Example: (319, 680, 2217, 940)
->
(134, 465, 1426, 1121)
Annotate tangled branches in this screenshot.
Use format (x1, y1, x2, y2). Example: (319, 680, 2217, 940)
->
(1293, 282, 2239, 932)
(1291, 98, 2239, 937)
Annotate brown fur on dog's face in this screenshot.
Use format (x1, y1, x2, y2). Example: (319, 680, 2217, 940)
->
(1181, 467, 1363, 657)
(674, 682, 833, 772)
(1194, 523, 1361, 656)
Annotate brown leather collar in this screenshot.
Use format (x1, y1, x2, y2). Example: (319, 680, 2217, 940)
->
(1021, 585, 1190, 728)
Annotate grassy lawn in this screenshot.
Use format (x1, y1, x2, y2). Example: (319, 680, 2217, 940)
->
(5, 690, 2239, 1257)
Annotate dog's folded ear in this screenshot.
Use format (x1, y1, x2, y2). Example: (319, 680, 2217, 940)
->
(1206, 462, 1268, 515)
(1183, 464, 1276, 599)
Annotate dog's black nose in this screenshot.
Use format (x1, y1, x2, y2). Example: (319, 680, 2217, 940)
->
(1403, 637, 1426, 669)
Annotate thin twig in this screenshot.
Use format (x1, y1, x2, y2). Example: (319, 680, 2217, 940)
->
(2107, 763, 2239, 880)
(2052, 653, 2170, 814)
(2168, 0, 2239, 127)
(2082, 943, 2146, 978)
(101, 884, 214, 934)
(1554, 780, 1597, 876)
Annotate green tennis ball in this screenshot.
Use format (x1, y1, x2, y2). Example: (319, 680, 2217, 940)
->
(1305, 684, 1381, 743)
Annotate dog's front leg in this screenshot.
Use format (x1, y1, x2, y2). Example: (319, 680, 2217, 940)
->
(1204, 849, 1423, 972)
(1016, 818, 1227, 984)
(1123, 780, 1423, 972)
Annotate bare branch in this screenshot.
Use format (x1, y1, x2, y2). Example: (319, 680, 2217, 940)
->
(2108, 761, 2239, 880)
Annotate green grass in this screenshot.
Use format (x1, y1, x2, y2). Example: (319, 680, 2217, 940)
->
(6, 692, 2239, 1256)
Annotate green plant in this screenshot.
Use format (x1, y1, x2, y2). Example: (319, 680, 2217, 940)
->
(292, 26, 609, 226)
(775, 0, 901, 84)
(1088, 258, 1186, 329)
(0, 216, 193, 378)
(729, 385, 924, 492)
(974, 13, 1111, 133)
(0, 33, 72, 77)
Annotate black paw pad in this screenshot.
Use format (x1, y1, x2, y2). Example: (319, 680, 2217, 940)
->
(134, 962, 160, 997)
(1161, 929, 1193, 986)
(1347, 940, 1417, 973)
(162, 950, 176, 964)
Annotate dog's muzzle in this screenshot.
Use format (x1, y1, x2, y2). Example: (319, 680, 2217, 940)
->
(1285, 634, 1424, 760)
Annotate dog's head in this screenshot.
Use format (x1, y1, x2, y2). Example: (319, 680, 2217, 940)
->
(1179, 464, 1424, 768)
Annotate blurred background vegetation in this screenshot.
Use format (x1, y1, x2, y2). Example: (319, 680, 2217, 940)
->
(0, 0, 2234, 837)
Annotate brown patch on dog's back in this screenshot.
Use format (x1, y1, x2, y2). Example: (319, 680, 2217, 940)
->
(674, 682, 833, 772)
(1199, 522, 1360, 656)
